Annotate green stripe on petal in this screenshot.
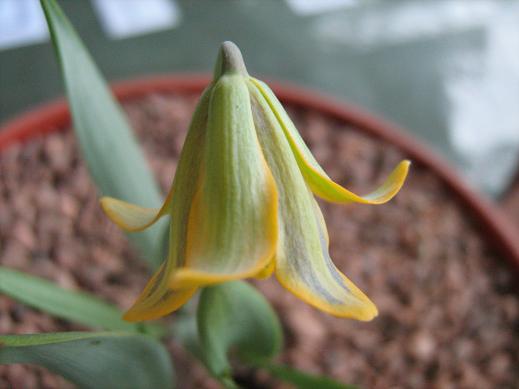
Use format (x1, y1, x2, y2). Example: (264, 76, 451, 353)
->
(249, 81, 377, 321)
(251, 78, 410, 205)
(170, 75, 278, 290)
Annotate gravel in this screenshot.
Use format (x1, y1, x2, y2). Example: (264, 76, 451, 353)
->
(0, 92, 518, 389)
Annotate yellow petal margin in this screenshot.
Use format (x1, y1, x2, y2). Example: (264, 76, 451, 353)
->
(170, 74, 278, 290)
(100, 187, 173, 232)
(249, 81, 377, 321)
(251, 78, 410, 205)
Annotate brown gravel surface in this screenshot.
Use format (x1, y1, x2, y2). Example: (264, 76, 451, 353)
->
(1, 93, 518, 389)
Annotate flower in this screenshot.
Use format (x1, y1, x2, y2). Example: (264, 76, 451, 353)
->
(100, 42, 410, 322)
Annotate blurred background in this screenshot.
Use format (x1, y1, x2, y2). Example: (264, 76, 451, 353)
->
(1, 0, 519, 197)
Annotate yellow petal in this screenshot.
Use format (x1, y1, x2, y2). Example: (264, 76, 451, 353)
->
(251, 78, 410, 205)
(301, 160, 410, 204)
(123, 262, 196, 322)
(255, 258, 276, 279)
(100, 187, 173, 232)
(275, 202, 378, 321)
(250, 81, 377, 321)
(169, 74, 278, 290)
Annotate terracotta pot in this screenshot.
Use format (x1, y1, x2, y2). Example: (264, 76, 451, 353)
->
(1, 74, 518, 273)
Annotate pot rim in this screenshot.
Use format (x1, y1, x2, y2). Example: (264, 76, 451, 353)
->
(1, 73, 518, 271)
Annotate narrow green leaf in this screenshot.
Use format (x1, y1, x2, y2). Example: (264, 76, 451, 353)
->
(0, 332, 174, 389)
(261, 363, 358, 389)
(0, 266, 163, 337)
(40, 0, 166, 268)
(197, 281, 282, 384)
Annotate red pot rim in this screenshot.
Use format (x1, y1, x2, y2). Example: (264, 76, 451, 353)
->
(1, 73, 518, 271)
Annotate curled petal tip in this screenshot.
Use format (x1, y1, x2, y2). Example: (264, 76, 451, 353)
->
(355, 300, 378, 322)
(303, 158, 410, 205)
(100, 196, 167, 232)
(250, 78, 410, 206)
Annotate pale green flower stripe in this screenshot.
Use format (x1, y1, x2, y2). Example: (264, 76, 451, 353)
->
(169, 74, 278, 289)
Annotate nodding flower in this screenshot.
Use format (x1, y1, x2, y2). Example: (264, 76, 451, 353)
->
(100, 41, 410, 322)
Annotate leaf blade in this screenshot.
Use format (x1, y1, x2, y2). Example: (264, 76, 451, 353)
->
(197, 281, 282, 381)
(40, 0, 167, 268)
(262, 363, 358, 389)
(0, 266, 162, 337)
(0, 332, 174, 389)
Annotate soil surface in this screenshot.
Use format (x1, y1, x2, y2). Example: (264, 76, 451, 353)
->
(1, 93, 518, 389)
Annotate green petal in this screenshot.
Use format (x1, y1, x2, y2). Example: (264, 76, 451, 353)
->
(249, 81, 377, 321)
(123, 86, 211, 321)
(170, 74, 278, 290)
(251, 78, 410, 205)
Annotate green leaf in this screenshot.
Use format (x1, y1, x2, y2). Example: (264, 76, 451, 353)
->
(261, 363, 358, 389)
(172, 301, 203, 360)
(0, 266, 163, 337)
(197, 281, 282, 384)
(40, 0, 166, 268)
(0, 332, 174, 389)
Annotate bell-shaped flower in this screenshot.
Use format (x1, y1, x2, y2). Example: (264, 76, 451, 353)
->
(101, 42, 410, 322)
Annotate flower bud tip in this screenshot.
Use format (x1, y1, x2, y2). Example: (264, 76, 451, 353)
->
(214, 41, 248, 78)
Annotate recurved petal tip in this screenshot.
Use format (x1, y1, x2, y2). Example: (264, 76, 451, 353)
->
(213, 41, 248, 78)
(100, 196, 165, 232)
